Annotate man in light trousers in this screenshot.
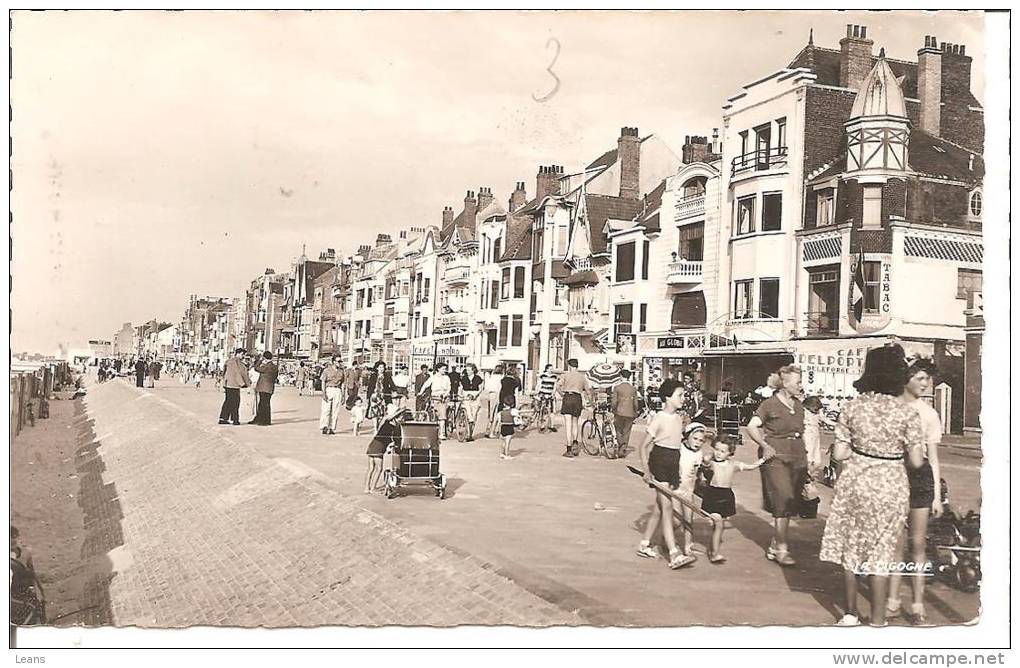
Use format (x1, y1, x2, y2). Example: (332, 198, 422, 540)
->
(319, 355, 346, 435)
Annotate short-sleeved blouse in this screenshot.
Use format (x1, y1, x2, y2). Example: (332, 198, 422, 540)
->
(646, 411, 688, 449)
(835, 392, 924, 459)
(754, 395, 806, 457)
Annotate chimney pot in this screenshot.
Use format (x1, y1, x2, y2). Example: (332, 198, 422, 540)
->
(960, 45, 965, 55)
(846, 24, 852, 37)
(860, 26, 867, 39)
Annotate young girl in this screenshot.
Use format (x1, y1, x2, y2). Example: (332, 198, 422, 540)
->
(365, 406, 407, 493)
(678, 421, 709, 557)
(802, 395, 836, 473)
(700, 436, 766, 563)
(636, 378, 697, 570)
(350, 397, 366, 436)
(498, 405, 518, 459)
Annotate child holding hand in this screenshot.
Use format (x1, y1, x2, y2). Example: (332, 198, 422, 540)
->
(700, 435, 766, 564)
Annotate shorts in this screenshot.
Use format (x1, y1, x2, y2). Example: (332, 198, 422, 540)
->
(648, 445, 681, 490)
(561, 393, 582, 417)
(366, 438, 387, 458)
(500, 423, 515, 437)
(908, 460, 936, 509)
(701, 486, 737, 518)
(679, 446, 703, 494)
(499, 395, 516, 410)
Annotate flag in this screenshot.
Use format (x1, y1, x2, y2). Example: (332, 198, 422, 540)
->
(850, 245, 866, 322)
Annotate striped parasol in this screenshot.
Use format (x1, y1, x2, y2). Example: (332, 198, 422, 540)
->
(586, 362, 623, 389)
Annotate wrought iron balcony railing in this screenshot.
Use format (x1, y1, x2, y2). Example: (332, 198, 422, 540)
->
(731, 146, 788, 178)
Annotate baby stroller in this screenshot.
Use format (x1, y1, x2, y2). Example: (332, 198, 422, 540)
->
(928, 507, 981, 593)
(382, 418, 447, 500)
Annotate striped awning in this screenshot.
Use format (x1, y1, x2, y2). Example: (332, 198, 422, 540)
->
(904, 235, 982, 263)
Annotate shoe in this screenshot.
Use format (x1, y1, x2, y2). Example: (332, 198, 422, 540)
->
(321, 427, 329, 435)
(636, 544, 660, 559)
(668, 553, 697, 570)
(835, 613, 861, 627)
(766, 543, 777, 561)
(906, 603, 929, 626)
(773, 549, 796, 567)
(218, 419, 229, 425)
(328, 429, 336, 435)
(232, 422, 241, 426)
(708, 553, 727, 564)
(562, 448, 574, 458)
(247, 420, 257, 424)
(885, 599, 902, 619)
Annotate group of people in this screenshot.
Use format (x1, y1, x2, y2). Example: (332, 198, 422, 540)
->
(636, 344, 944, 627)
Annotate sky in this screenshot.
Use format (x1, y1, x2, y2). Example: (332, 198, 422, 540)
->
(10, 10, 987, 354)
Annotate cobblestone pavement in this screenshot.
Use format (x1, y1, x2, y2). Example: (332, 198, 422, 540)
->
(81, 381, 580, 627)
(84, 378, 981, 627)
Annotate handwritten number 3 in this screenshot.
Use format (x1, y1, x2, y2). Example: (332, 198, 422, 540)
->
(533, 37, 561, 103)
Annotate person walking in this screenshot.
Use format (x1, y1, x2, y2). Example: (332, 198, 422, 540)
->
(248, 351, 279, 426)
(134, 357, 147, 388)
(218, 348, 250, 426)
(887, 356, 944, 625)
(146, 359, 157, 388)
(319, 354, 346, 435)
(820, 344, 924, 627)
(537, 364, 558, 432)
(744, 365, 807, 567)
(557, 358, 591, 457)
(483, 364, 504, 438)
(611, 368, 640, 455)
(295, 362, 308, 396)
(346, 362, 363, 409)
(392, 365, 410, 409)
(420, 363, 452, 439)
(459, 364, 483, 441)
(414, 364, 431, 412)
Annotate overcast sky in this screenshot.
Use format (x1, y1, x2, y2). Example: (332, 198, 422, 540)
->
(11, 10, 987, 354)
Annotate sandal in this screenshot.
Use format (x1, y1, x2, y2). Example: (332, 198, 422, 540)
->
(636, 543, 659, 559)
(668, 551, 697, 570)
(708, 553, 727, 564)
(835, 613, 861, 627)
(906, 604, 930, 626)
(772, 548, 796, 567)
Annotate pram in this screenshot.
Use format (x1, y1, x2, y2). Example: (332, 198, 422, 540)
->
(382, 420, 448, 499)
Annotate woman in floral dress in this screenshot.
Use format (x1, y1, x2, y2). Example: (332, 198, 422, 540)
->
(820, 344, 924, 627)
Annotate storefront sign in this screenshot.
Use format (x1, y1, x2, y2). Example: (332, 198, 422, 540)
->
(848, 254, 892, 334)
(657, 336, 686, 350)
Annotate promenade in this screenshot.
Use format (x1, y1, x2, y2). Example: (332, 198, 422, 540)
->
(71, 377, 981, 627)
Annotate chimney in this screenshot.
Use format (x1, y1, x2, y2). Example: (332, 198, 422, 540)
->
(477, 186, 494, 212)
(681, 135, 711, 165)
(509, 181, 527, 211)
(940, 39, 973, 108)
(536, 165, 562, 201)
(462, 190, 478, 228)
(839, 24, 874, 91)
(918, 35, 943, 137)
(399, 230, 407, 240)
(711, 128, 720, 154)
(442, 205, 454, 227)
(618, 126, 641, 199)
(375, 233, 392, 247)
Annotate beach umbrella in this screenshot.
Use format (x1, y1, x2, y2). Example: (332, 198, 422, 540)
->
(586, 362, 623, 389)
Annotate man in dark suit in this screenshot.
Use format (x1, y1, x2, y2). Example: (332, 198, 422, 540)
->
(134, 357, 147, 388)
(218, 348, 250, 425)
(250, 351, 279, 426)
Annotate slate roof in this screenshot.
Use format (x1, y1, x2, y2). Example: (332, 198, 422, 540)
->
(788, 45, 981, 108)
(583, 194, 644, 254)
(498, 216, 533, 262)
(635, 179, 667, 233)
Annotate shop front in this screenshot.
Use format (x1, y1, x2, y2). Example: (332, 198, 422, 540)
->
(636, 331, 708, 390)
(790, 336, 935, 399)
(410, 332, 470, 371)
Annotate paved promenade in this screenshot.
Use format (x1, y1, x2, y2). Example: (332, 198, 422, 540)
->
(81, 378, 981, 627)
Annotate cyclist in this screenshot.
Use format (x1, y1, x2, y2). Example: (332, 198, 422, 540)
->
(536, 364, 558, 432)
(459, 364, 484, 442)
(557, 358, 591, 457)
(420, 363, 452, 439)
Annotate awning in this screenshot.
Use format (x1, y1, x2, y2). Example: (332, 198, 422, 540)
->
(430, 330, 468, 341)
(560, 270, 599, 286)
(702, 344, 795, 357)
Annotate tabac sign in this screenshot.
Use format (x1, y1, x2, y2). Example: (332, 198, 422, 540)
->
(848, 247, 892, 334)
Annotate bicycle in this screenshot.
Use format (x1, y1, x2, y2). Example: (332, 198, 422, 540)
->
(580, 401, 620, 459)
(452, 392, 482, 442)
(532, 393, 556, 433)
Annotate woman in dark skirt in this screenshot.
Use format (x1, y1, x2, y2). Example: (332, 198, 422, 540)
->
(364, 405, 408, 493)
(745, 365, 808, 567)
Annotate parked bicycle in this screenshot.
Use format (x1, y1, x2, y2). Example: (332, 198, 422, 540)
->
(580, 400, 620, 459)
(531, 392, 556, 432)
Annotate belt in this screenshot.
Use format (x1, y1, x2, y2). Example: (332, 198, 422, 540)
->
(770, 433, 802, 440)
(563, 391, 581, 395)
(851, 444, 903, 461)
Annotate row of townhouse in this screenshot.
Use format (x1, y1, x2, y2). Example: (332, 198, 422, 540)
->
(109, 25, 984, 435)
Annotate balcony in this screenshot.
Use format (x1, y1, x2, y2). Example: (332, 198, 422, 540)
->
(438, 311, 470, 329)
(804, 311, 839, 337)
(566, 307, 600, 328)
(666, 259, 704, 284)
(731, 146, 788, 179)
(444, 265, 471, 286)
(674, 194, 705, 221)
